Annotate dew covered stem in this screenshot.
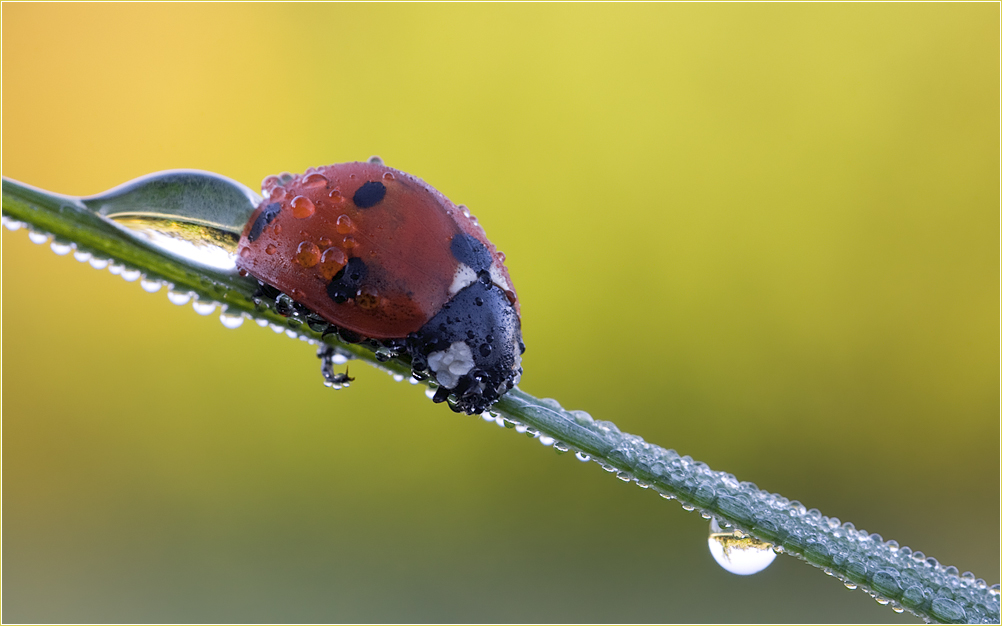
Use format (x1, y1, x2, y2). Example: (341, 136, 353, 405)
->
(3, 175, 998, 625)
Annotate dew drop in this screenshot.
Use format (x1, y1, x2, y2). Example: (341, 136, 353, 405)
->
(140, 279, 163, 293)
(891, 606, 904, 614)
(319, 247, 347, 280)
(707, 517, 776, 575)
(28, 231, 49, 245)
(291, 195, 315, 219)
(539, 435, 555, 446)
(167, 290, 193, 305)
(575, 451, 591, 462)
(265, 243, 278, 255)
(73, 250, 92, 263)
(220, 312, 244, 329)
(108, 263, 124, 275)
(294, 241, 321, 267)
(382, 171, 394, 181)
(121, 269, 141, 282)
(2, 216, 23, 231)
(515, 424, 528, 434)
(681, 504, 695, 511)
(368, 155, 384, 165)
(192, 300, 217, 316)
(50, 241, 74, 255)
(844, 582, 858, 590)
(336, 214, 353, 234)
(301, 173, 328, 189)
(424, 388, 436, 400)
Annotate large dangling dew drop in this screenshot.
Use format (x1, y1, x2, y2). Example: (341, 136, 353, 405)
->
(707, 517, 777, 576)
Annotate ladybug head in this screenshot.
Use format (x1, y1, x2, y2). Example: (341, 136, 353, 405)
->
(409, 272, 523, 415)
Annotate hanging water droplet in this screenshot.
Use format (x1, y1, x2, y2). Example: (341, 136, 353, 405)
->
(538, 435, 555, 446)
(28, 231, 49, 245)
(120, 269, 141, 282)
(192, 300, 217, 316)
(575, 451, 591, 462)
(220, 312, 244, 329)
(891, 606, 904, 614)
(707, 517, 777, 576)
(50, 241, 74, 255)
(167, 290, 193, 306)
(73, 250, 92, 263)
(89, 257, 110, 270)
(2, 216, 24, 230)
(844, 582, 858, 590)
(140, 279, 163, 293)
(515, 424, 528, 434)
(681, 504, 695, 511)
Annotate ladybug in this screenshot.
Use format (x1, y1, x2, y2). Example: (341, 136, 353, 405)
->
(237, 159, 524, 414)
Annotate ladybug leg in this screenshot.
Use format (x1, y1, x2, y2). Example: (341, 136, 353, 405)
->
(317, 344, 355, 386)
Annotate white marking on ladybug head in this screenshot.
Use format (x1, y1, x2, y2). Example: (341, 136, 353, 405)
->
(427, 341, 475, 389)
(489, 263, 510, 293)
(449, 263, 478, 295)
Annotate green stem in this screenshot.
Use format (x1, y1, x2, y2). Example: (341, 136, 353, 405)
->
(4, 177, 998, 624)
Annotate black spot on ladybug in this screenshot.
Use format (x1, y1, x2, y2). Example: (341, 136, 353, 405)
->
(352, 181, 386, 208)
(327, 257, 368, 304)
(451, 233, 492, 271)
(248, 202, 281, 242)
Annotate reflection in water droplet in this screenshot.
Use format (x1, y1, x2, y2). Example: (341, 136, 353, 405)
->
(844, 581, 858, 590)
(424, 388, 436, 400)
(575, 451, 591, 462)
(708, 517, 777, 576)
(192, 300, 217, 316)
(220, 312, 244, 329)
(167, 290, 193, 306)
(50, 241, 74, 255)
(28, 231, 49, 245)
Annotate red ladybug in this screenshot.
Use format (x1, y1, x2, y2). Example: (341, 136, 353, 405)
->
(236, 160, 523, 414)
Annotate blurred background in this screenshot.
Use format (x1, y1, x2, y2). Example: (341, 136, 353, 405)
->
(2, 4, 998, 623)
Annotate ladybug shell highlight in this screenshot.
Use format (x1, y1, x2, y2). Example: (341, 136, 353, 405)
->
(237, 162, 523, 414)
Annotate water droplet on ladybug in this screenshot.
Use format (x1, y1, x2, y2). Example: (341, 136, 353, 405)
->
(336, 214, 353, 234)
(270, 186, 287, 201)
(342, 235, 356, 249)
(262, 175, 281, 190)
(382, 171, 394, 180)
(328, 189, 344, 203)
(291, 195, 315, 219)
(301, 173, 328, 189)
(295, 241, 321, 267)
(319, 247, 347, 280)
(265, 244, 278, 255)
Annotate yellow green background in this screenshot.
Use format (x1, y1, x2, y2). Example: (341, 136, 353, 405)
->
(2, 4, 998, 623)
